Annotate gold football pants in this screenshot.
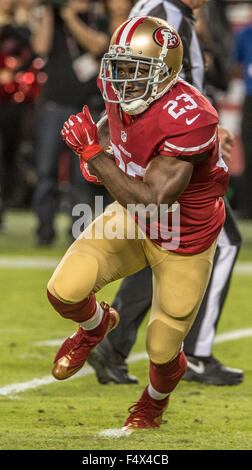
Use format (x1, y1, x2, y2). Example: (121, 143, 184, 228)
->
(48, 202, 216, 364)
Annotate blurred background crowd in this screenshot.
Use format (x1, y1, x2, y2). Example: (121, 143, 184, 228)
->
(0, 0, 251, 246)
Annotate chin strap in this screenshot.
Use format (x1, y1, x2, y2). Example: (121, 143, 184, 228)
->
(121, 99, 149, 115)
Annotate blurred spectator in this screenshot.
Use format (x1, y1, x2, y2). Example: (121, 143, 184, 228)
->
(0, 0, 13, 26)
(232, 7, 252, 219)
(101, 0, 135, 35)
(31, 0, 111, 245)
(0, 0, 36, 229)
(15, 0, 42, 34)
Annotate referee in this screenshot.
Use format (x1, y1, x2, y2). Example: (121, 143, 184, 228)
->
(87, 0, 243, 386)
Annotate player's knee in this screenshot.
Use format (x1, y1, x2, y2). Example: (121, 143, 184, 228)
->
(146, 319, 183, 365)
(47, 252, 99, 303)
(158, 268, 204, 320)
(146, 336, 178, 365)
(147, 342, 177, 365)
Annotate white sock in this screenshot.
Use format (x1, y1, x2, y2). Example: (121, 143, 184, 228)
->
(148, 383, 169, 401)
(79, 302, 104, 331)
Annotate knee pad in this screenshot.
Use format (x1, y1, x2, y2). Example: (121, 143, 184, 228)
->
(47, 252, 99, 303)
(146, 319, 185, 365)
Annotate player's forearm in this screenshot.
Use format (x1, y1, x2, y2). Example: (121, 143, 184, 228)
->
(97, 114, 110, 150)
(89, 153, 153, 206)
(88, 154, 172, 216)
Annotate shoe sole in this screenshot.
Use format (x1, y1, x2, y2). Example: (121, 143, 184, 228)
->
(122, 423, 159, 431)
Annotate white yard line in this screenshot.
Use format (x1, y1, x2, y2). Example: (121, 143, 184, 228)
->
(0, 256, 252, 274)
(0, 365, 93, 398)
(0, 257, 59, 270)
(234, 263, 252, 274)
(0, 330, 251, 398)
(213, 327, 252, 343)
(31, 327, 252, 348)
(0, 352, 147, 398)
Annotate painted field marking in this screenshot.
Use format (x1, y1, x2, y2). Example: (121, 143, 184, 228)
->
(0, 329, 252, 398)
(32, 327, 252, 348)
(214, 328, 252, 343)
(99, 428, 132, 438)
(0, 353, 147, 397)
(0, 256, 252, 274)
(234, 263, 252, 275)
(0, 257, 59, 270)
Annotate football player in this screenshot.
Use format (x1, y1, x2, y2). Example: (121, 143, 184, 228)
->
(47, 17, 229, 430)
(88, 0, 243, 388)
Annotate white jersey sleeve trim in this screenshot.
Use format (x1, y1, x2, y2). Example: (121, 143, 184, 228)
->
(163, 131, 217, 153)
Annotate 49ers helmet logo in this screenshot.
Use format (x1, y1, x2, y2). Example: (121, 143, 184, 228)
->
(115, 46, 126, 54)
(153, 27, 180, 48)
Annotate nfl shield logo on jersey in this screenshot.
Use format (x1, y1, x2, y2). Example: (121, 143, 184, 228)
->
(121, 130, 127, 142)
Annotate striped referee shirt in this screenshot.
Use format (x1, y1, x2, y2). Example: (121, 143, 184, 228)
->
(129, 0, 205, 93)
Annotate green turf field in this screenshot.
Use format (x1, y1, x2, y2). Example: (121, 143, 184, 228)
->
(0, 209, 252, 450)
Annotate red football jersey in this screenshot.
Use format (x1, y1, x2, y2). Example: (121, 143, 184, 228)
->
(97, 78, 229, 254)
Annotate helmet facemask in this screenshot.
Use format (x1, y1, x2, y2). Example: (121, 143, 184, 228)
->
(100, 51, 171, 114)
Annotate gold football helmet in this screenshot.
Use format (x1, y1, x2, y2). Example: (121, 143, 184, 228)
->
(99, 16, 183, 114)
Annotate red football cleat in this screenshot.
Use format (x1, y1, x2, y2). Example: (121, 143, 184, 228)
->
(122, 386, 169, 430)
(52, 302, 119, 380)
